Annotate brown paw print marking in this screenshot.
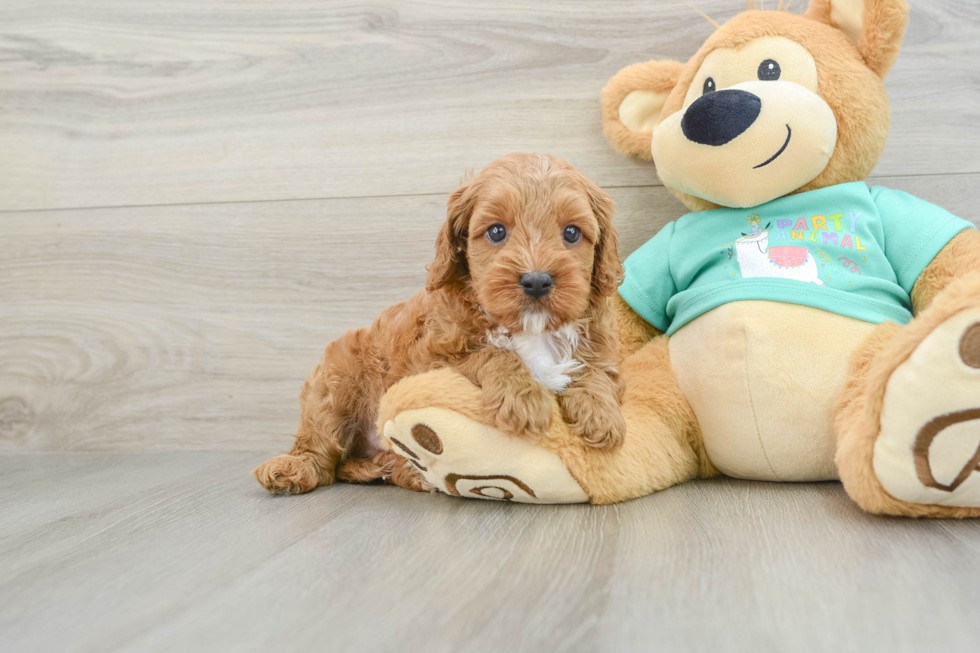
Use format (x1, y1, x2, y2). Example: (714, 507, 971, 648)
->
(411, 423, 443, 455)
(471, 486, 514, 500)
(444, 474, 536, 501)
(389, 437, 419, 459)
(913, 407, 980, 492)
(388, 437, 429, 471)
(960, 322, 980, 368)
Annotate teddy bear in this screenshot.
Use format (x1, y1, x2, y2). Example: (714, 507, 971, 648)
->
(373, 0, 980, 517)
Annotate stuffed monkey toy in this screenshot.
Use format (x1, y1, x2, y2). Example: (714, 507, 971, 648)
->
(376, 0, 980, 516)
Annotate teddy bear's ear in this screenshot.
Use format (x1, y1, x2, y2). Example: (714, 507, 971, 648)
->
(601, 60, 685, 160)
(805, 0, 909, 78)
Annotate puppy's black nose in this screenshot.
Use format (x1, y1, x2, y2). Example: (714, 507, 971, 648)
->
(520, 271, 553, 299)
(682, 89, 761, 146)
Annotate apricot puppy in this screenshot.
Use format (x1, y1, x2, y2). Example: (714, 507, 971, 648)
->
(255, 153, 626, 494)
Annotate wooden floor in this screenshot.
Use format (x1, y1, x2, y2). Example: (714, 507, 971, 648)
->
(2, 1, 980, 651)
(3, 453, 980, 653)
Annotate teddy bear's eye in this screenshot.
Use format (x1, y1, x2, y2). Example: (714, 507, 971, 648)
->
(702, 77, 716, 95)
(758, 59, 781, 81)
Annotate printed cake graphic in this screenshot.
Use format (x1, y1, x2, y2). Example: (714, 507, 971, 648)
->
(734, 216, 826, 286)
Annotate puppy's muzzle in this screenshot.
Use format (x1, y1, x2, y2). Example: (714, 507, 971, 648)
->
(520, 271, 554, 299)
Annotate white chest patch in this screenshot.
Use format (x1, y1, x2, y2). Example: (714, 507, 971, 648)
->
(487, 321, 583, 394)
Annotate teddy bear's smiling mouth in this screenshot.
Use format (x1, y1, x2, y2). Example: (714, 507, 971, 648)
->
(753, 124, 792, 169)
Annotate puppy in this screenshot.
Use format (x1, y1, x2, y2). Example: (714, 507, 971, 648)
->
(255, 153, 626, 495)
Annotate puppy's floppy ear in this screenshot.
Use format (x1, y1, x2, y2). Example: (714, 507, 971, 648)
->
(584, 181, 622, 298)
(602, 59, 685, 160)
(805, 0, 909, 78)
(427, 179, 474, 291)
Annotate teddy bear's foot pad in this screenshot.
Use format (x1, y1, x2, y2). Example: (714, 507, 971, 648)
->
(875, 310, 980, 507)
(382, 408, 588, 504)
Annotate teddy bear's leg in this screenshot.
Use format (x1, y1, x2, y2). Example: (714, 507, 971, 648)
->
(836, 273, 980, 517)
(377, 337, 712, 504)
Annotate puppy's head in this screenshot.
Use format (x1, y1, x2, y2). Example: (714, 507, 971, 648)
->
(427, 153, 620, 333)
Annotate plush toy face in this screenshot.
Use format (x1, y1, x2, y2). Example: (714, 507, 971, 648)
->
(603, 0, 909, 211)
(653, 35, 837, 207)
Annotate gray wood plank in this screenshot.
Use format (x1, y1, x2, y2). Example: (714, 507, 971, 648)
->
(1, 453, 979, 653)
(1, 174, 977, 453)
(0, 1, 976, 211)
(0, 185, 679, 453)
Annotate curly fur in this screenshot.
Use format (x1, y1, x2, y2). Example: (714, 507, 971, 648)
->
(254, 153, 626, 494)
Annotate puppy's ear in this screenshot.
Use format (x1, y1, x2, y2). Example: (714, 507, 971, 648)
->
(602, 60, 685, 160)
(805, 0, 909, 78)
(426, 179, 473, 291)
(585, 181, 622, 298)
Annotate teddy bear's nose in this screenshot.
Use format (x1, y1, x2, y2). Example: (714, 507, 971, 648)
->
(681, 89, 762, 146)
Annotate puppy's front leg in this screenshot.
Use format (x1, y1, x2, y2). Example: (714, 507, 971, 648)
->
(456, 347, 554, 438)
(560, 366, 626, 449)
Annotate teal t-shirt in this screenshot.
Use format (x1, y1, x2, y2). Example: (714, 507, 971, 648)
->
(620, 182, 975, 336)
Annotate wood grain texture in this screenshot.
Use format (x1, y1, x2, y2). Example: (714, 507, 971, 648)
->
(2, 453, 980, 653)
(0, 184, 678, 452)
(0, 0, 977, 211)
(1, 175, 977, 453)
(2, 4, 979, 651)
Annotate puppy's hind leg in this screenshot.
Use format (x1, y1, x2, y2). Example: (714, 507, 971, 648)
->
(254, 411, 346, 495)
(255, 337, 375, 494)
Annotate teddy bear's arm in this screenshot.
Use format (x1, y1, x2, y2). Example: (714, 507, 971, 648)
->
(612, 293, 662, 360)
(911, 229, 980, 314)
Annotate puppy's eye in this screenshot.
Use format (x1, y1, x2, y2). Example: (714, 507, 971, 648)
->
(486, 223, 507, 243)
(562, 225, 582, 245)
(758, 59, 780, 81)
(702, 77, 716, 94)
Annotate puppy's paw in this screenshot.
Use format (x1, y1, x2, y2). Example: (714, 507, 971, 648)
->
(254, 454, 323, 495)
(561, 389, 626, 450)
(483, 382, 554, 438)
(337, 451, 430, 492)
